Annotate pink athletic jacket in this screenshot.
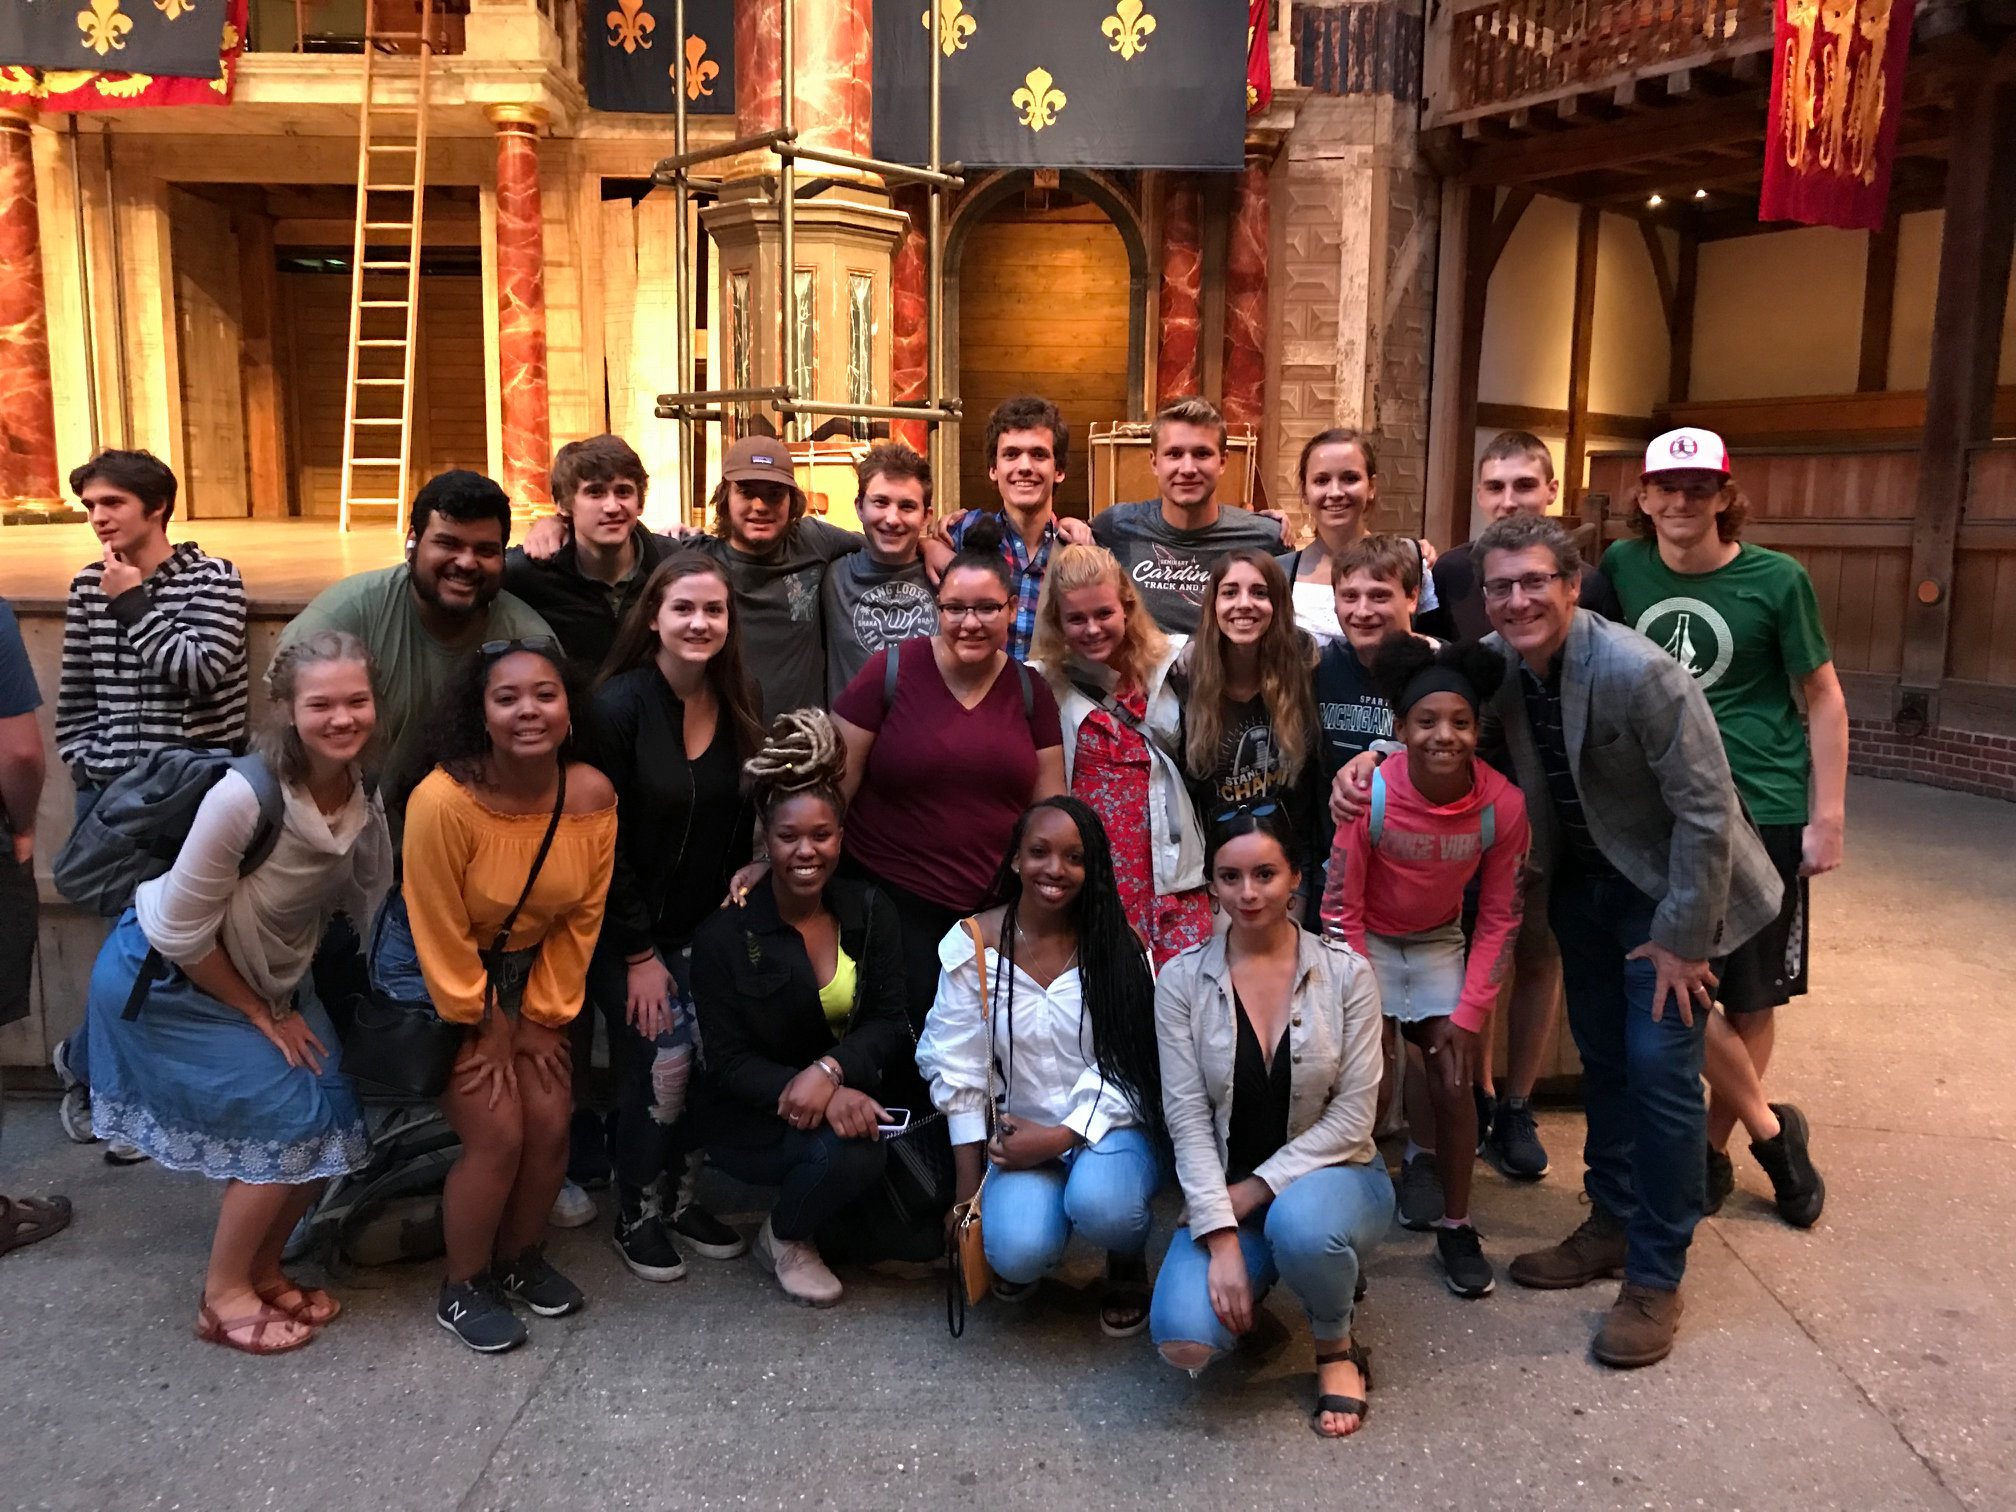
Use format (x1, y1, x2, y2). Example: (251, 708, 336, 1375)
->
(1319, 756, 1530, 1032)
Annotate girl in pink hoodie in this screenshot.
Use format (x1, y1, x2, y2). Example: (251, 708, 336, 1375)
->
(1320, 635, 1529, 1300)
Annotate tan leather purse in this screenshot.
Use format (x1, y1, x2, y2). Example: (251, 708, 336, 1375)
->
(946, 917, 996, 1334)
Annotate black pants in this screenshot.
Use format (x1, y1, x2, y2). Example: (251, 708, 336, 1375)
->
(837, 855, 964, 1037)
(586, 936, 697, 1196)
(708, 1126, 888, 1243)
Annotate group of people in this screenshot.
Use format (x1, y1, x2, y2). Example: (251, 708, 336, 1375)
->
(0, 395, 1843, 1438)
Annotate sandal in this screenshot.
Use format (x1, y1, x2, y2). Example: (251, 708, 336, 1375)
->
(1311, 1343, 1373, 1439)
(1099, 1253, 1151, 1339)
(193, 1299, 319, 1356)
(255, 1278, 342, 1327)
(0, 1194, 73, 1257)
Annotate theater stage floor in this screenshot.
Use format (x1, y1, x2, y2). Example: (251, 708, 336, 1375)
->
(0, 520, 407, 613)
(1, 774, 2009, 1510)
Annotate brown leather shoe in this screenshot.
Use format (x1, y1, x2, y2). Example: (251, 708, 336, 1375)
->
(1592, 1282, 1684, 1368)
(1507, 1208, 1627, 1290)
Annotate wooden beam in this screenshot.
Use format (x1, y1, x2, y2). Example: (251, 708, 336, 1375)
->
(1905, 78, 2016, 694)
(1637, 219, 1676, 324)
(1478, 402, 1660, 440)
(1483, 188, 1535, 278)
(1424, 182, 1496, 548)
(1464, 99, 1766, 184)
(236, 210, 289, 520)
(1562, 205, 1602, 507)
(1669, 231, 1698, 403)
(1660, 387, 2016, 445)
(1858, 211, 1901, 392)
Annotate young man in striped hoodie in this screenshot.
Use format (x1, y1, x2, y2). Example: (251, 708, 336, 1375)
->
(50, 450, 250, 1159)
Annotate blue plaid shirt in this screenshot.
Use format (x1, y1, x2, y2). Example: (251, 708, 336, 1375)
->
(946, 509, 1057, 661)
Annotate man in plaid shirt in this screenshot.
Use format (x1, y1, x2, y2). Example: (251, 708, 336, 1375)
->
(936, 396, 1091, 661)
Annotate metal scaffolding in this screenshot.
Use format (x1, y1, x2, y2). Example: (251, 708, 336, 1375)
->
(652, 0, 964, 502)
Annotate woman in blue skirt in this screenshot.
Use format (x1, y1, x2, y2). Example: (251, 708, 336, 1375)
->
(86, 630, 390, 1355)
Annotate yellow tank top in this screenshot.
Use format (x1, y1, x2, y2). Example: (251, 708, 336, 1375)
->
(818, 945, 857, 1030)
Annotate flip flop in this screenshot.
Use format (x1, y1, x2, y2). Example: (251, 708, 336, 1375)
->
(255, 1279, 342, 1326)
(0, 1194, 73, 1258)
(193, 1299, 318, 1355)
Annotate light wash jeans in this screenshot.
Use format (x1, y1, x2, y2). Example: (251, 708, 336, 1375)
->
(982, 1127, 1162, 1284)
(1150, 1162, 1392, 1354)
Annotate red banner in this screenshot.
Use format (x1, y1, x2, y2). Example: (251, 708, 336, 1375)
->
(1759, 0, 1915, 230)
(0, 0, 244, 111)
(1246, 0, 1271, 114)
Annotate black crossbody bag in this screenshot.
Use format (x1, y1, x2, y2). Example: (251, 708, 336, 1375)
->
(344, 771, 568, 1099)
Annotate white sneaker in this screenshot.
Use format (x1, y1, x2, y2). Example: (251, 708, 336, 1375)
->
(549, 1179, 598, 1229)
(753, 1217, 843, 1307)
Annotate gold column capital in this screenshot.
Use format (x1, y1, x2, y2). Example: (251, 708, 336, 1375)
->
(484, 103, 551, 132)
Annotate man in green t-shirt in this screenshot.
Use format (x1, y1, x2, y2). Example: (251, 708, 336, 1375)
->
(1604, 427, 1844, 1230)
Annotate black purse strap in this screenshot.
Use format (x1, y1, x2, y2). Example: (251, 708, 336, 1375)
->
(480, 766, 568, 1013)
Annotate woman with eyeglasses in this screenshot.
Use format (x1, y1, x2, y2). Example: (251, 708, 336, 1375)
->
(1176, 550, 1322, 893)
(585, 553, 765, 1284)
(1151, 806, 1388, 1439)
(1026, 543, 1211, 967)
(828, 515, 1066, 1031)
(381, 636, 616, 1354)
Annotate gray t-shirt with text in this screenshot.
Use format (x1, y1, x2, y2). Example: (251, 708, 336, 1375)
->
(1090, 500, 1284, 637)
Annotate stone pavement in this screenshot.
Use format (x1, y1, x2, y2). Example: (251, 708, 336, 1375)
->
(1, 776, 2009, 1511)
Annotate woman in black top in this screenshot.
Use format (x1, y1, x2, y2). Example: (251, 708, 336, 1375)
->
(690, 710, 913, 1308)
(588, 553, 764, 1282)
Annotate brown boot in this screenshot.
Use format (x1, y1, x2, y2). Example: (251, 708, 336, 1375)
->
(1507, 1208, 1627, 1290)
(1592, 1282, 1684, 1368)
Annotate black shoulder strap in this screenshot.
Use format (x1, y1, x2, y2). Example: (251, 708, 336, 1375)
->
(1070, 680, 1145, 735)
(490, 765, 568, 961)
(883, 641, 901, 714)
(230, 754, 287, 879)
(1014, 661, 1034, 725)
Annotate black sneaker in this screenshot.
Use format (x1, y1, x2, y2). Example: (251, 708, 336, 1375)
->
(1487, 1097, 1551, 1181)
(1435, 1223, 1496, 1298)
(437, 1273, 527, 1353)
(1704, 1143, 1735, 1216)
(1750, 1102, 1825, 1229)
(498, 1245, 586, 1317)
(614, 1205, 688, 1283)
(671, 1202, 748, 1260)
(1472, 1085, 1497, 1156)
(1395, 1153, 1445, 1231)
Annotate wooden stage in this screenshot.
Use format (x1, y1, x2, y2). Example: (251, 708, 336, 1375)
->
(0, 519, 410, 616)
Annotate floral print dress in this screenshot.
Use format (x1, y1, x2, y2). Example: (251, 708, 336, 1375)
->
(1072, 685, 1213, 969)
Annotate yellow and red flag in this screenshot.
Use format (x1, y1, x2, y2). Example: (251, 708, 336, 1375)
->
(1760, 0, 1915, 230)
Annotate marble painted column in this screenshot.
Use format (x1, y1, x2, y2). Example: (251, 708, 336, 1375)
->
(735, 0, 873, 156)
(1156, 175, 1204, 406)
(488, 106, 551, 511)
(889, 187, 928, 452)
(1220, 152, 1273, 430)
(0, 107, 60, 510)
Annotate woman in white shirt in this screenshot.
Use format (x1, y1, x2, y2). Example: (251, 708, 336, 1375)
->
(917, 797, 1163, 1337)
(84, 630, 390, 1355)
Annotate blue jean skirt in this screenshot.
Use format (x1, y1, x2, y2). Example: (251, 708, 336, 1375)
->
(86, 910, 369, 1183)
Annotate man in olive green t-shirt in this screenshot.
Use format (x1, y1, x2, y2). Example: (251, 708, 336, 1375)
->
(1605, 427, 1844, 1231)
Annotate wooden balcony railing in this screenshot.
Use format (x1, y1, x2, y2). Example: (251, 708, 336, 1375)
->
(1424, 0, 1775, 125)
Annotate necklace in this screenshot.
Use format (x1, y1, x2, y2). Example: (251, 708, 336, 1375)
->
(1014, 918, 1079, 972)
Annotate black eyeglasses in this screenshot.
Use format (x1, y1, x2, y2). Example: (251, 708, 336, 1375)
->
(1211, 800, 1282, 827)
(479, 636, 562, 659)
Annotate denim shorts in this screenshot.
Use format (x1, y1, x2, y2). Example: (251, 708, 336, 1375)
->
(369, 893, 536, 1019)
(1364, 922, 1466, 1023)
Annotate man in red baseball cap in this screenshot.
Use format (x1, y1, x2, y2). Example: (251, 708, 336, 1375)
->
(1602, 427, 1842, 1230)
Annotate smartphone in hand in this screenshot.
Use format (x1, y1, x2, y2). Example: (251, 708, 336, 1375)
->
(876, 1106, 912, 1139)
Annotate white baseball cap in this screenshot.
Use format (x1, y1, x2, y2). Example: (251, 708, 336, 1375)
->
(1643, 426, 1730, 478)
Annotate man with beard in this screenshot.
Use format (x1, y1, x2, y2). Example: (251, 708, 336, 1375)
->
(278, 470, 553, 837)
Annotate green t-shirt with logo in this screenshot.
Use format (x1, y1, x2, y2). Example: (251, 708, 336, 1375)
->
(1603, 539, 1831, 825)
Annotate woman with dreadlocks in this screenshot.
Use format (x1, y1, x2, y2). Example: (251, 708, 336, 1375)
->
(915, 797, 1164, 1337)
(690, 709, 913, 1309)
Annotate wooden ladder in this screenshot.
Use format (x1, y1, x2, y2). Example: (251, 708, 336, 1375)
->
(337, 0, 438, 532)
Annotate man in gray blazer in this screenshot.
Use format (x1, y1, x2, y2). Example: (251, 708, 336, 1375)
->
(1476, 514, 1781, 1369)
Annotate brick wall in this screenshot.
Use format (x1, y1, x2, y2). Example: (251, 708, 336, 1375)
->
(1849, 718, 2016, 803)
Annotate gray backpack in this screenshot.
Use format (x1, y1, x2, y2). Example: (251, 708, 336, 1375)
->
(53, 748, 283, 919)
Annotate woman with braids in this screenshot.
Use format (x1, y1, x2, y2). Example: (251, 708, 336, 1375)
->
(829, 517, 1065, 1029)
(917, 797, 1165, 1336)
(585, 552, 764, 1284)
(1175, 550, 1322, 884)
(84, 630, 388, 1354)
(385, 639, 616, 1353)
(1027, 544, 1211, 968)
(690, 710, 913, 1307)
(1319, 634, 1528, 1302)
(1151, 806, 1388, 1440)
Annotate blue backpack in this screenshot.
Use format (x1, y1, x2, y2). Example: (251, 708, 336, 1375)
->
(1368, 764, 1498, 852)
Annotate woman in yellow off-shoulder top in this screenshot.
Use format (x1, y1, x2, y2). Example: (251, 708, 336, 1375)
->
(391, 636, 616, 1354)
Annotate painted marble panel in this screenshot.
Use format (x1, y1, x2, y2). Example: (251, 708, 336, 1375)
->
(494, 121, 552, 509)
(1155, 174, 1203, 406)
(0, 114, 60, 509)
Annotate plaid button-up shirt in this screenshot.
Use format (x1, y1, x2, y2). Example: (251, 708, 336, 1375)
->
(947, 508, 1057, 661)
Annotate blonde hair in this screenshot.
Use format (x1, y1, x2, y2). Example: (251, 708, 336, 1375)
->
(1181, 550, 1316, 784)
(256, 630, 377, 786)
(1028, 543, 1169, 692)
(743, 707, 848, 823)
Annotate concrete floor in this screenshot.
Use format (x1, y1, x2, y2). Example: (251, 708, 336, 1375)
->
(1, 774, 2008, 1511)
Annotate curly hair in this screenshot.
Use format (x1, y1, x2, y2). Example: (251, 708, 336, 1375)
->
(982, 797, 1162, 1138)
(1027, 542, 1168, 692)
(743, 708, 848, 825)
(1368, 632, 1506, 716)
(1181, 549, 1317, 784)
(1630, 480, 1751, 543)
(422, 639, 583, 795)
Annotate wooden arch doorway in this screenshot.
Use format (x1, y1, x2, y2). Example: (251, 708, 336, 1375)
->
(946, 171, 1149, 518)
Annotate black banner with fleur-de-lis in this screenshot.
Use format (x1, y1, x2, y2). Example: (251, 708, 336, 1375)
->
(584, 0, 734, 116)
(0, 0, 226, 79)
(874, 0, 1247, 170)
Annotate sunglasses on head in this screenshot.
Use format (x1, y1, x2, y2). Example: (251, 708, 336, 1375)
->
(479, 635, 562, 660)
(1211, 800, 1282, 828)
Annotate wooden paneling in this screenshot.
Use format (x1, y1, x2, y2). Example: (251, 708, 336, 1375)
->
(1659, 389, 2016, 448)
(957, 211, 1130, 518)
(169, 190, 251, 520)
